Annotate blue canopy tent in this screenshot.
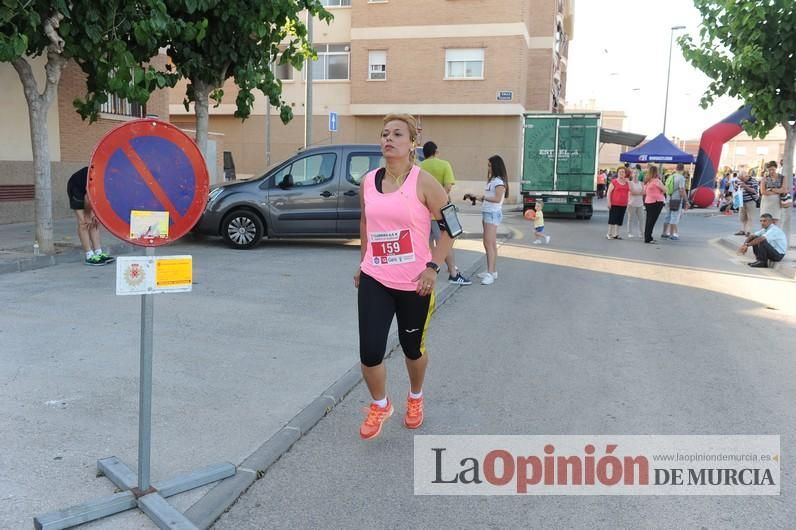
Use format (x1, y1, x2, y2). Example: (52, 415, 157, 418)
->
(619, 133, 695, 164)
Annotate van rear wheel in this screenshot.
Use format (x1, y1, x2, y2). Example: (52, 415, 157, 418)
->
(221, 210, 264, 249)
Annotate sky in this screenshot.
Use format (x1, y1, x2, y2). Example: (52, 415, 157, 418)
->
(566, 0, 743, 142)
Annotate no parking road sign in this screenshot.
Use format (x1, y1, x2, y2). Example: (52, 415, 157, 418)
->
(37, 120, 235, 530)
(88, 118, 209, 246)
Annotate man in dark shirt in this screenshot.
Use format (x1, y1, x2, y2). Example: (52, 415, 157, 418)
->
(67, 167, 114, 266)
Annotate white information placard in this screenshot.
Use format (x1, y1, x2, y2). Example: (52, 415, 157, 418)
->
(116, 256, 193, 295)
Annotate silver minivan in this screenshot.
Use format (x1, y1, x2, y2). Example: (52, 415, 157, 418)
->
(193, 144, 385, 249)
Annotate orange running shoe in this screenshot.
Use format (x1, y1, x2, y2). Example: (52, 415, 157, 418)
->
(404, 395, 424, 429)
(359, 400, 393, 440)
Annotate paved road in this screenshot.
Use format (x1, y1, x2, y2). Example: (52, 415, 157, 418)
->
(214, 210, 796, 530)
(2, 207, 794, 528)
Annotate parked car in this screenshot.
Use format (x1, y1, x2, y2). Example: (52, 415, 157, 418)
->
(193, 144, 387, 249)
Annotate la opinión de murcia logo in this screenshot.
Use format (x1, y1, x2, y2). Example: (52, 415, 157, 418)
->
(432, 444, 648, 492)
(414, 436, 780, 496)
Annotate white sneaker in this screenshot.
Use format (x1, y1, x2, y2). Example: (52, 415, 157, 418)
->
(532, 239, 542, 245)
(545, 235, 551, 244)
(627, 234, 633, 239)
(481, 273, 495, 285)
(477, 271, 497, 280)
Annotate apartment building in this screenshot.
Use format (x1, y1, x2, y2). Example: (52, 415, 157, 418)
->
(170, 0, 574, 198)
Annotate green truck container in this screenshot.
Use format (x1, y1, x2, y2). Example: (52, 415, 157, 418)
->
(521, 113, 600, 219)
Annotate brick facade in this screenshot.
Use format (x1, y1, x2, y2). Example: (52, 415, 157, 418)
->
(351, 0, 528, 27)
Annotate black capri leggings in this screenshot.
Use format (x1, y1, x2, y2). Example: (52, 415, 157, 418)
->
(358, 272, 435, 367)
(644, 201, 665, 242)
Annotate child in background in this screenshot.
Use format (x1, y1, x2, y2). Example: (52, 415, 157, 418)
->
(532, 201, 551, 245)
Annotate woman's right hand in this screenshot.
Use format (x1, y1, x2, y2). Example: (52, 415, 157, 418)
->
(353, 267, 361, 288)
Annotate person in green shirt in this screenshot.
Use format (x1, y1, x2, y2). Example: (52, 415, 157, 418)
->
(420, 141, 471, 285)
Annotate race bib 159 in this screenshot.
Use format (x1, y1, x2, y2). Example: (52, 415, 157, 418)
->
(370, 229, 415, 265)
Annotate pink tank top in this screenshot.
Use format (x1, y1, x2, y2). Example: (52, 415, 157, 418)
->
(360, 166, 432, 291)
(644, 178, 665, 204)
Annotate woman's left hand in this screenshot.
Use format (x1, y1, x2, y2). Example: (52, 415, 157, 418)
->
(413, 268, 437, 296)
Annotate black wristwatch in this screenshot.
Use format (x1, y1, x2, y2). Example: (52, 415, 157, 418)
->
(425, 261, 440, 274)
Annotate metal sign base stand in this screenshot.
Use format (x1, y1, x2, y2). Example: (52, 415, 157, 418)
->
(35, 247, 235, 530)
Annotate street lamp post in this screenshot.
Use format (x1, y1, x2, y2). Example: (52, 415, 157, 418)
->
(304, 11, 313, 148)
(662, 25, 686, 137)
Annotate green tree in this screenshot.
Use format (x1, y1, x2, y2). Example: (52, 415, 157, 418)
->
(0, 1, 188, 253)
(165, 0, 332, 161)
(679, 0, 796, 182)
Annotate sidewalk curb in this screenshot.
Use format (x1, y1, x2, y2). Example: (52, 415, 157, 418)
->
(0, 241, 136, 275)
(715, 236, 796, 280)
(183, 232, 513, 528)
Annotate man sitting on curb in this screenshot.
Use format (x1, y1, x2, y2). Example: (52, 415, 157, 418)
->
(737, 213, 788, 268)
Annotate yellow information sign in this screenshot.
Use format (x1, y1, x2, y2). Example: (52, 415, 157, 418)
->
(155, 257, 192, 290)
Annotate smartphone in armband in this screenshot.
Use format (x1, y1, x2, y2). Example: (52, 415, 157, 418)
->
(439, 203, 463, 238)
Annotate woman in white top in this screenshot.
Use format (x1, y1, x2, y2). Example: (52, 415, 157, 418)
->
(626, 170, 644, 238)
(477, 155, 508, 285)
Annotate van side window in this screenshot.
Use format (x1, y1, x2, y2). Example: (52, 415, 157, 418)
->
(347, 154, 384, 186)
(271, 153, 336, 188)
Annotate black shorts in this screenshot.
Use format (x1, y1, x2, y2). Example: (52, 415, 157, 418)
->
(67, 167, 88, 210)
(358, 272, 435, 367)
(68, 193, 85, 210)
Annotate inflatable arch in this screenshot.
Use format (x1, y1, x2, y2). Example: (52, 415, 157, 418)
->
(690, 105, 755, 208)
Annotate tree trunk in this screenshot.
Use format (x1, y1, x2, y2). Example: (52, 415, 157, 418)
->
(781, 122, 795, 248)
(193, 79, 210, 166)
(28, 98, 54, 254)
(12, 54, 65, 255)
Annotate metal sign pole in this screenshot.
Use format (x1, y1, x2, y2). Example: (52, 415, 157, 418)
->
(137, 245, 155, 494)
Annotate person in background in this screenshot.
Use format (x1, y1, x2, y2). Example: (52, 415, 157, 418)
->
(761, 161, 785, 225)
(596, 170, 607, 199)
(626, 170, 644, 239)
(420, 141, 471, 286)
(531, 200, 551, 245)
(606, 167, 629, 240)
(66, 166, 115, 266)
(476, 155, 508, 285)
(736, 171, 760, 236)
(642, 165, 666, 244)
(661, 163, 688, 241)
